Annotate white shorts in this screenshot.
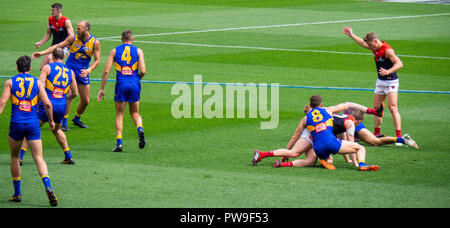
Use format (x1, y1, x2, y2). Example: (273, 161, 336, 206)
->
(374, 79, 399, 95)
(300, 129, 313, 145)
(63, 46, 70, 57)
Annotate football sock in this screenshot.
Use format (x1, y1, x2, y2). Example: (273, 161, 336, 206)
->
(260, 151, 274, 159)
(358, 160, 366, 167)
(137, 125, 144, 134)
(19, 148, 27, 160)
(12, 177, 21, 196)
(116, 135, 123, 146)
(62, 114, 69, 126)
(41, 175, 53, 192)
(73, 112, 81, 122)
(396, 130, 402, 138)
(366, 108, 377, 115)
(63, 148, 72, 160)
(374, 127, 381, 136)
(281, 161, 293, 167)
(395, 137, 405, 144)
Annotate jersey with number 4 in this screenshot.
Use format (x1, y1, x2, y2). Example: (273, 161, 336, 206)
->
(114, 43, 140, 83)
(45, 62, 73, 104)
(10, 73, 39, 123)
(306, 107, 334, 142)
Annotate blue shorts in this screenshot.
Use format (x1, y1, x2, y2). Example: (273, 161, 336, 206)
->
(114, 82, 141, 103)
(38, 102, 66, 124)
(313, 137, 342, 159)
(355, 122, 366, 138)
(71, 67, 90, 85)
(9, 121, 41, 141)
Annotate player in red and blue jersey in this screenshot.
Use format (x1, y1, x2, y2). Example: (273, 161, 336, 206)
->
(33, 20, 101, 131)
(21, 48, 79, 165)
(35, 3, 74, 70)
(97, 30, 147, 152)
(343, 27, 404, 139)
(0, 56, 58, 206)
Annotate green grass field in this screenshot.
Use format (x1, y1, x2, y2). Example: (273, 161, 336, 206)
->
(0, 0, 449, 208)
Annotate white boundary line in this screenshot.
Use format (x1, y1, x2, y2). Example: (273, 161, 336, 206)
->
(98, 13, 450, 39)
(102, 39, 450, 60)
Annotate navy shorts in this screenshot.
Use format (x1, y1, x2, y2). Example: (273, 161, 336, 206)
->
(38, 102, 66, 124)
(355, 122, 366, 138)
(9, 121, 41, 141)
(114, 82, 141, 103)
(313, 137, 342, 159)
(71, 67, 90, 85)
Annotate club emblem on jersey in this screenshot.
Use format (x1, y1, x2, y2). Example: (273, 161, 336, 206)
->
(18, 100, 32, 112)
(52, 87, 64, 99)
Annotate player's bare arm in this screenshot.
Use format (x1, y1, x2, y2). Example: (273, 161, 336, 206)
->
(35, 27, 51, 49)
(38, 81, 55, 131)
(65, 19, 75, 42)
(38, 64, 51, 85)
(67, 71, 78, 100)
(32, 36, 72, 59)
(379, 49, 403, 76)
(326, 103, 349, 115)
(97, 48, 115, 102)
(80, 40, 100, 78)
(138, 48, 146, 78)
(286, 117, 306, 150)
(0, 79, 12, 115)
(343, 26, 370, 50)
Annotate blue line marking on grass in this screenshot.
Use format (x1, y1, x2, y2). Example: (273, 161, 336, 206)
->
(1, 76, 449, 94)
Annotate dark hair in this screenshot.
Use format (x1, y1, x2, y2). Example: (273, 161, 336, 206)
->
(16, 56, 31, 73)
(52, 47, 65, 60)
(51, 3, 62, 10)
(309, 95, 322, 108)
(121, 30, 133, 42)
(364, 32, 378, 43)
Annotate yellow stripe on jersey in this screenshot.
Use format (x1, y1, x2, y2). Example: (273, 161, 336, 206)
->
(114, 61, 139, 72)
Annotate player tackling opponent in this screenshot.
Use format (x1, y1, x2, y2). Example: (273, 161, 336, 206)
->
(0, 56, 58, 206)
(97, 30, 147, 152)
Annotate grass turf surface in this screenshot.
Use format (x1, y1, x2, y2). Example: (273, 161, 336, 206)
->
(0, 0, 449, 208)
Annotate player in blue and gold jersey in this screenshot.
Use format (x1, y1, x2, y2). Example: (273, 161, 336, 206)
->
(21, 48, 79, 165)
(33, 20, 101, 131)
(305, 95, 379, 171)
(0, 56, 58, 206)
(98, 30, 147, 152)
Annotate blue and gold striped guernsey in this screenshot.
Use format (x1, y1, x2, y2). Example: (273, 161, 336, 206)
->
(44, 62, 73, 104)
(114, 43, 140, 83)
(66, 33, 96, 71)
(10, 73, 39, 123)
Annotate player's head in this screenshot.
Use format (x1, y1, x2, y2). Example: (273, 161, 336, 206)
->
(51, 3, 62, 17)
(309, 95, 322, 108)
(303, 104, 311, 114)
(351, 109, 364, 126)
(77, 20, 90, 37)
(121, 30, 134, 43)
(52, 47, 65, 62)
(364, 32, 382, 51)
(16, 56, 31, 73)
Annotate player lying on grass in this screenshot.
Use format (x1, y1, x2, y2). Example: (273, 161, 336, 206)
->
(253, 100, 417, 169)
(20, 48, 78, 165)
(345, 102, 418, 149)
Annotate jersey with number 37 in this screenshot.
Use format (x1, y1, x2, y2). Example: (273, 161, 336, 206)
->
(10, 73, 39, 123)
